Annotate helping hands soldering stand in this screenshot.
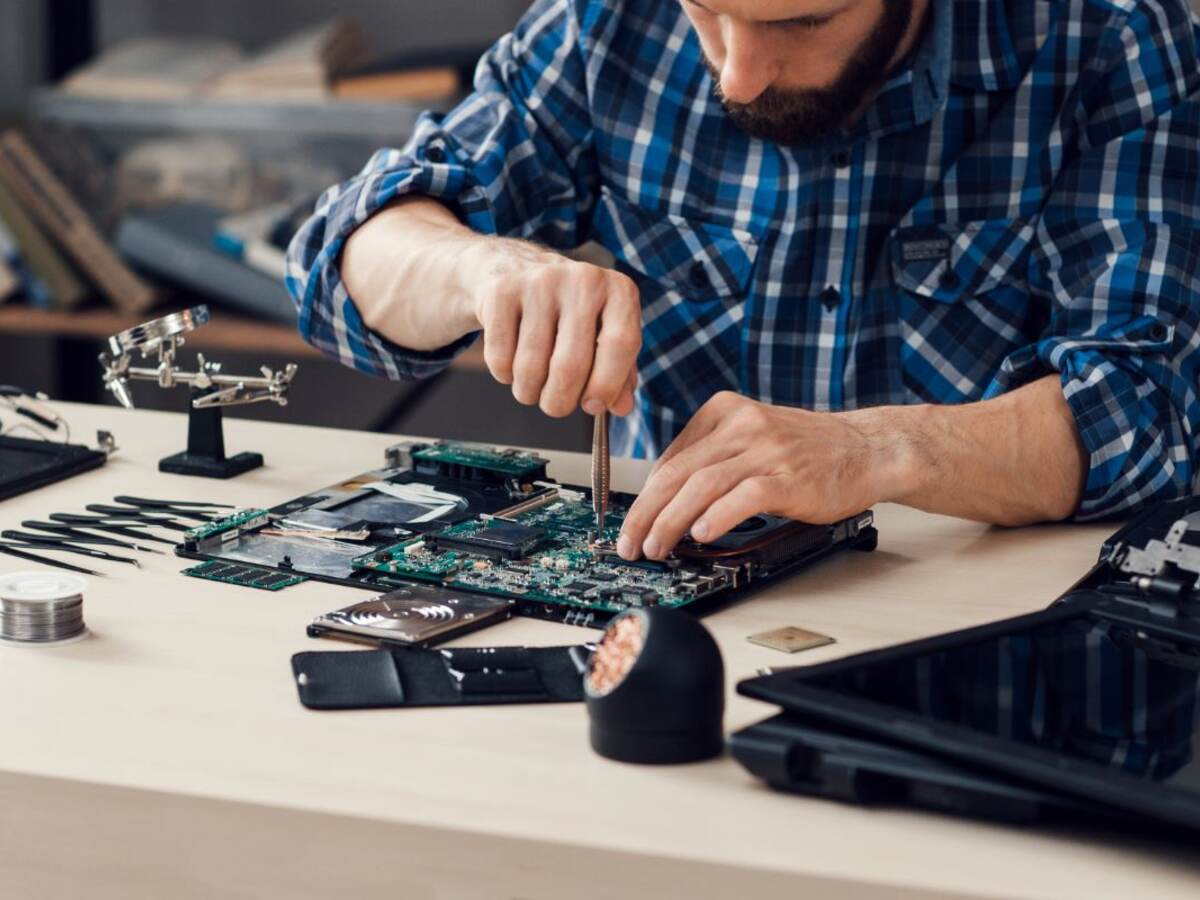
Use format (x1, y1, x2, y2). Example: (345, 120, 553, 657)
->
(98, 305, 298, 478)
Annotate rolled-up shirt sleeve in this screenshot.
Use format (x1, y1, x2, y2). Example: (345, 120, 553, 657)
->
(986, 2, 1200, 519)
(285, 0, 599, 380)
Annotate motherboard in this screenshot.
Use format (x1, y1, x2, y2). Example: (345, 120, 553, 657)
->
(177, 440, 876, 627)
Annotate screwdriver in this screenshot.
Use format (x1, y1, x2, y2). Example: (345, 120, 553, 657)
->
(592, 410, 610, 535)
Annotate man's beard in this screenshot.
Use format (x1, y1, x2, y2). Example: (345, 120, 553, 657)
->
(705, 0, 914, 145)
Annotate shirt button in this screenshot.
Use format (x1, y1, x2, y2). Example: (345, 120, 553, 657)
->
(833, 150, 851, 168)
(939, 269, 961, 290)
(688, 262, 708, 288)
(1149, 322, 1169, 341)
(426, 144, 447, 163)
(820, 285, 841, 310)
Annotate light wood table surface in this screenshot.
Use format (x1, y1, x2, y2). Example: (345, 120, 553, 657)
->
(0, 403, 1195, 899)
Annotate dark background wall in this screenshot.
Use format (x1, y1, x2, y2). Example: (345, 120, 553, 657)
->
(0, 0, 593, 454)
(93, 0, 530, 57)
(0, 2, 46, 117)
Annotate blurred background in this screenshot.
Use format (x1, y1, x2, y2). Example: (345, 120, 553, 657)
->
(0, 0, 592, 452)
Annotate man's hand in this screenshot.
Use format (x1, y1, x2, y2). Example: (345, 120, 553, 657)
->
(342, 196, 641, 418)
(616, 392, 900, 560)
(468, 240, 641, 418)
(617, 376, 1087, 560)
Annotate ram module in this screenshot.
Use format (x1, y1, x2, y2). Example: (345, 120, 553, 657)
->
(183, 560, 307, 591)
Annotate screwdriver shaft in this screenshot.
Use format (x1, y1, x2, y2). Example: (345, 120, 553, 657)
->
(592, 410, 610, 533)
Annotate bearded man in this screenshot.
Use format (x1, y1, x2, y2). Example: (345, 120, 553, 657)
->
(288, 0, 1200, 560)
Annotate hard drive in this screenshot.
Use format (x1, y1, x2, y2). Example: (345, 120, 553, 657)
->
(307, 583, 514, 648)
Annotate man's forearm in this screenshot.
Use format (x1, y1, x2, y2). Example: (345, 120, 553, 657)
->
(339, 195, 644, 417)
(615, 372, 1087, 560)
(860, 375, 1088, 526)
(339, 197, 484, 350)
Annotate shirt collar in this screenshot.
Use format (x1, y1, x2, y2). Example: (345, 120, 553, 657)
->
(946, 0, 1033, 93)
(848, 0, 952, 141)
(848, 0, 1027, 142)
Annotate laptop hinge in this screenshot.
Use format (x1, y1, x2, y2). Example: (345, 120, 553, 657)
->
(1109, 515, 1200, 617)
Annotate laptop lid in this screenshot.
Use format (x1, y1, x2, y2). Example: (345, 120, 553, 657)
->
(740, 592, 1200, 830)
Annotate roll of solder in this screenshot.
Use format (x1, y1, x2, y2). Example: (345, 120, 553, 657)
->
(0, 571, 89, 646)
(584, 606, 724, 764)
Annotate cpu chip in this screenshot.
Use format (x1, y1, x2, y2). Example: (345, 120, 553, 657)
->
(747, 626, 836, 654)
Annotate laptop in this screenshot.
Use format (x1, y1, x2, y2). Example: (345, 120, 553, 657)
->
(0, 435, 107, 502)
(736, 496, 1200, 831)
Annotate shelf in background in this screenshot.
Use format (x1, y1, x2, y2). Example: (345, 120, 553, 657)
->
(0, 304, 486, 370)
(0, 305, 318, 357)
(31, 88, 451, 139)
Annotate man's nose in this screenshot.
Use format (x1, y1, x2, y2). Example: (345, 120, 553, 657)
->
(718, 25, 779, 104)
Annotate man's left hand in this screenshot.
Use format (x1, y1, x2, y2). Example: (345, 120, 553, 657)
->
(616, 391, 905, 560)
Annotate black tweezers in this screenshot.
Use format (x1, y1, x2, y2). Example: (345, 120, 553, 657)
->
(114, 495, 234, 511)
(82, 505, 191, 531)
(45, 514, 176, 545)
(0, 538, 140, 567)
(20, 521, 163, 554)
(0, 544, 101, 576)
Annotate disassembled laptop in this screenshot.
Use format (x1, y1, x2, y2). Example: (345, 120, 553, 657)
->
(176, 439, 877, 628)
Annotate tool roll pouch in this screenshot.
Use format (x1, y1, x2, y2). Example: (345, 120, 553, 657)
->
(291, 644, 593, 709)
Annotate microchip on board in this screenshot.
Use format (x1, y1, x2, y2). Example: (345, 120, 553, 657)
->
(427, 521, 547, 559)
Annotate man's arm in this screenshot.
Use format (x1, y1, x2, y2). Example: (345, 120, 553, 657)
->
(286, 0, 639, 414)
(615, 377, 1084, 560)
(341, 196, 640, 417)
(882, 375, 1085, 523)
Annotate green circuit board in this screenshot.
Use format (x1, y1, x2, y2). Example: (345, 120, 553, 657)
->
(350, 496, 737, 624)
(411, 442, 547, 479)
(186, 508, 269, 543)
(175, 440, 874, 627)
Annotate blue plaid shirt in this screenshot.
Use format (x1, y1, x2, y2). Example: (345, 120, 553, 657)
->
(287, 0, 1200, 520)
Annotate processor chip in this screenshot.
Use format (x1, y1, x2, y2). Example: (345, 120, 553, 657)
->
(427, 521, 547, 559)
(747, 626, 836, 654)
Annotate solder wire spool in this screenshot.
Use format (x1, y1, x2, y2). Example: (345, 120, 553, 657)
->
(0, 571, 89, 646)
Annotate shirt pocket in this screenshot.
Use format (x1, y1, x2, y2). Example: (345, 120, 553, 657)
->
(888, 218, 1044, 402)
(890, 218, 1038, 303)
(590, 187, 759, 302)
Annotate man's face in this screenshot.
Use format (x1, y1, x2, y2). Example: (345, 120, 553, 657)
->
(682, 0, 915, 144)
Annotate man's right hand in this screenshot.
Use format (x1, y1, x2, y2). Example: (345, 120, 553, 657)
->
(342, 196, 642, 419)
(465, 239, 641, 418)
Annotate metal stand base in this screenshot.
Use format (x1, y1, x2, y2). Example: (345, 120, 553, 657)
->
(158, 387, 264, 479)
(159, 450, 262, 479)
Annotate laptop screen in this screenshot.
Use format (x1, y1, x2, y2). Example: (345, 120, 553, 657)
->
(801, 612, 1200, 794)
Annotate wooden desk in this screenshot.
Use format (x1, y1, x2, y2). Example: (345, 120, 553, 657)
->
(0, 403, 1194, 899)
